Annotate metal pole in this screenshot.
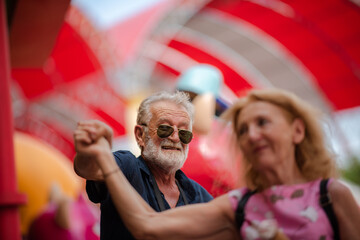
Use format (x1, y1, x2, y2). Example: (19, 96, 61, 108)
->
(0, 0, 27, 239)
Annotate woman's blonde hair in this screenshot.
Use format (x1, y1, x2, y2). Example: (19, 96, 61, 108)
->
(221, 88, 338, 190)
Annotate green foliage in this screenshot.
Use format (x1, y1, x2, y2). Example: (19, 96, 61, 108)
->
(341, 156, 360, 186)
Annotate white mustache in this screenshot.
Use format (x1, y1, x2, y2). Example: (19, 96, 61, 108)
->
(160, 139, 182, 149)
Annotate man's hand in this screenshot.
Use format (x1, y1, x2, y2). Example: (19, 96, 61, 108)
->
(76, 120, 113, 149)
(73, 120, 114, 180)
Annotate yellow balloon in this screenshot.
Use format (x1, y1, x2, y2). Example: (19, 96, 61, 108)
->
(14, 132, 84, 235)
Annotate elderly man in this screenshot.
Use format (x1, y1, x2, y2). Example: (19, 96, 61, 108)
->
(73, 91, 213, 240)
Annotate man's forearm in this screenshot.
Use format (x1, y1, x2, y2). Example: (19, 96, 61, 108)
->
(73, 154, 104, 181)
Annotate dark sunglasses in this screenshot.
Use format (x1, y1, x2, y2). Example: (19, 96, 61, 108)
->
(142, 124, 193, 144)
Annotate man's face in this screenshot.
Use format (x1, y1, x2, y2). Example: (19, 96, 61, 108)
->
(142, 101, 192, 173)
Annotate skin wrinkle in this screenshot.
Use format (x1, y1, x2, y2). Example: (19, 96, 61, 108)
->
(143, 136, 187, 175)
(151, 102, 192, 131)
(141, 101, 191, 180)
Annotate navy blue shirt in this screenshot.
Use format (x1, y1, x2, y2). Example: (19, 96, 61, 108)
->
(86, 150, 213, 240)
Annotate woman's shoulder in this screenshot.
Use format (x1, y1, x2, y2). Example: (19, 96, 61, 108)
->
(327, 178, 360, 239)
(322, 178, 360, 221)
(228, 187, 251, 200)
(227, 187, 251, 210)
(327, 179, 355, 203)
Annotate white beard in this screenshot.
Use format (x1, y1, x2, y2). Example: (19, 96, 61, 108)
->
(142, 137, 188, 173)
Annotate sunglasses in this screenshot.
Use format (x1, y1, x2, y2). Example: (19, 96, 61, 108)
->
(142, 124, 193, 144)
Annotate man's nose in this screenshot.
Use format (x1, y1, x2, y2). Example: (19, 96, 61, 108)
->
(167, 127, 180, 143)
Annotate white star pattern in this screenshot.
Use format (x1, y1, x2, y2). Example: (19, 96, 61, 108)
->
(300, 206, 318, 222)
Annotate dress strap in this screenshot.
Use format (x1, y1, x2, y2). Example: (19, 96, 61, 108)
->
(319, 178, 340, 240)
(235, 189, 257, 229)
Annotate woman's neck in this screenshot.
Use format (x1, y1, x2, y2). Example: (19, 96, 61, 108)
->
(260, 160, 306, 188)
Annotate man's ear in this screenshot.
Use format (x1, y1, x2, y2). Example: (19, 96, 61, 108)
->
(292, 118, 305, 144)
(134, 125, 145, 148)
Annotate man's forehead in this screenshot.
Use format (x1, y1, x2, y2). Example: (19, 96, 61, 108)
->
(150, 101, 191, 124)
(151, 101, 187, 113)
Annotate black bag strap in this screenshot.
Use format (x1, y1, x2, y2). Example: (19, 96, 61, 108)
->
(151, 174, 188, 211)
(235, 189, 257, 229)
(176, 179, 189, 205)
(319, 178, 340, 240)
(151, 174, 166, 211)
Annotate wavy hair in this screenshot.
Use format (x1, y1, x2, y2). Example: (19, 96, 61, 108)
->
(221, 88, 338, 190)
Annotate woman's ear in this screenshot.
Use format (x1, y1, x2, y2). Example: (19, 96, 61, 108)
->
(292, 118, 305, 144)
(134, 125, 145, 148)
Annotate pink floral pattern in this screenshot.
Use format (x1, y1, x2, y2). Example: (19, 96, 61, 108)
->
(229, 178, 334, 240)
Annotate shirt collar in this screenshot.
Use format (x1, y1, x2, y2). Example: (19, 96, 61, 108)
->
(137, 155, 197, 202)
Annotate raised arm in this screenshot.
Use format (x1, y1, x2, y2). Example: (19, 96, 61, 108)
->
(92, 136, 238, 240)
(73, 120, 113, 180)
(329, 180, 360, 239)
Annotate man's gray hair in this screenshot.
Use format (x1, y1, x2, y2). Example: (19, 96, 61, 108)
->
(137, 91, 194, 126)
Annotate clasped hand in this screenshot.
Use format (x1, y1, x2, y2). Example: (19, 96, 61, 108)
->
(74, 120, 113, 160)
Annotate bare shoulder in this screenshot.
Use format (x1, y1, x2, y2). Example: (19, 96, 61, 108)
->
(328, 180, 360, 239)
(327, 179, 354, 202)
(327, 179, 360, 221)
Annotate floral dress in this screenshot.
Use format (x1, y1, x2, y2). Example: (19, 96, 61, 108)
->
(228, 178, 334, 240)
